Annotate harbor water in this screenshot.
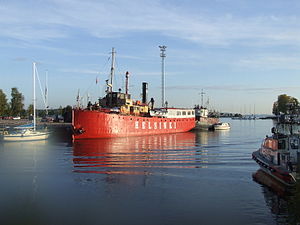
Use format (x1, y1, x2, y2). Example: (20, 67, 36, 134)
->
(0, 119, 299, 225)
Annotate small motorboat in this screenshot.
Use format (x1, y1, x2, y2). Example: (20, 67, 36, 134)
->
(213, 122, 230, 130)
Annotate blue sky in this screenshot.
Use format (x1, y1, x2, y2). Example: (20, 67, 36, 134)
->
(1, 0, 300, 114)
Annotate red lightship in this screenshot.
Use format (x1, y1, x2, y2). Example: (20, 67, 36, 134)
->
(72, 48, 195, 140)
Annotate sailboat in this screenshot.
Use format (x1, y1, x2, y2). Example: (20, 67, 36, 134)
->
(1, 63, 50, 142)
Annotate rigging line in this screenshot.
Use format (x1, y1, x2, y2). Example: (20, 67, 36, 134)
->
(83, 53, 112, 98)
(81, 74, 99, 103)
(114, 58, 119, 90)
(97, 55, 111, 96)
(98, 55, 111, 76)
(101, 83, 107, 96)
(35, 66, 47, 109)
(114, 58, 125, 91)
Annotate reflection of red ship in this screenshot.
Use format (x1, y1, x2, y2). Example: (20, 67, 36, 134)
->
(72, 48, 195, 140)
(73, 132, 198, 173)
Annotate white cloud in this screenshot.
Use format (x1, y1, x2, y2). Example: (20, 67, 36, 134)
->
(1, 0, 300, 47)
(236, 55, 300, 70)
(59, 68, 100, 75)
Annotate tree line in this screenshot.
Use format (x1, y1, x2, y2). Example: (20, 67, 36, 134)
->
(0, 88, 72, 121)
(0, 88, 25, 117)
(272, 94, 299, 115)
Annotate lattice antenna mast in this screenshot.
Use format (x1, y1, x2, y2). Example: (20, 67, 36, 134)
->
(159, 45, 167, 107)
(200, 89, 205, 107)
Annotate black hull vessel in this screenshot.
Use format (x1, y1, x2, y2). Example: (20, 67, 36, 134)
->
(252, 127, 300, 187)
(252, 150, 296, 186)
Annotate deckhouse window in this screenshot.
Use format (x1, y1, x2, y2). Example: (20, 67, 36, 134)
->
(177, 111, 181, 116)
(182, 111, 186, 115)
(188, 111, 191, 115)
(290, 139, 299, 149)
(278, 140, 286, 150)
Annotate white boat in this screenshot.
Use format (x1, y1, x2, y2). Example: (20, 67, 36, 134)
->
(213, 122, 230, 130)
(1, 63, 50, 142)
(3, 129, 49, 141)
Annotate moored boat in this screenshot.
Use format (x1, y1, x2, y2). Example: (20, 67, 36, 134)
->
(213, 122, 230, 130)
(72, 48, 195, 140)
(2, 129, 49, 142)
(252, 126, 300, 186)
(1, 63, 50, 142)
(194, 106, 219, 130)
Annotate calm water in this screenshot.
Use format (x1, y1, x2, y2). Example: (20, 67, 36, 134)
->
(0, 119, 300, 225)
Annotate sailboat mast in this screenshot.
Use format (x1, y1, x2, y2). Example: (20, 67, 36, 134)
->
(33, 62, 36, 131)
(45, 70, 48, 116)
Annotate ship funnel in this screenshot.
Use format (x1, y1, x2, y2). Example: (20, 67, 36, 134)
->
(125, 71, 129, 95)
(142, 82, 148, 104)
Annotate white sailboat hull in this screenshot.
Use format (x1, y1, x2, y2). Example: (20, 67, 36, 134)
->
(3, 131, 50, 142)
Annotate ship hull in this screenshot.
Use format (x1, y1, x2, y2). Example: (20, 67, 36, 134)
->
(252, 150, 296, 186)
(194, 117, 219, 130)
(72, 109, 195, 139)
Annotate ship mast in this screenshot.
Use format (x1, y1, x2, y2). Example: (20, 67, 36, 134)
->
(109, 47, 116, 106)
(159, 45, 167, 108)
(200, 89, 205, 107)
(110, 47, 116, 93)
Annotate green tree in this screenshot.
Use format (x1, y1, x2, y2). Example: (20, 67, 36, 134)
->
(10, 87, 24, 117)
(0, 89, 9, 116)
(38, 109, 46, 118)
(58, 106, 63, 115)
(273, 94, 299, 115)
(27, 104, 33, 117)
(272, 102, 279, 115)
